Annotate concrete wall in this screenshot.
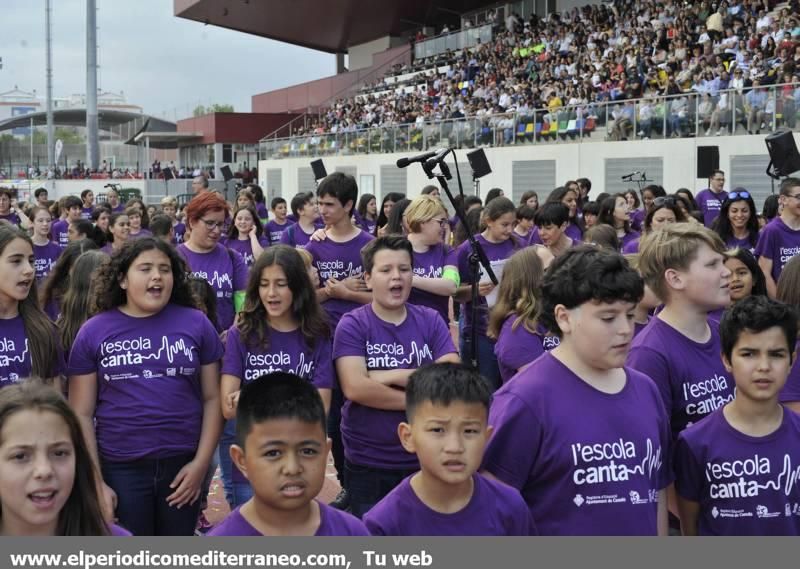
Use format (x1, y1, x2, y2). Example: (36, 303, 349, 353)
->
(258, 132, 799, 208)
(348, 36, 392, 71)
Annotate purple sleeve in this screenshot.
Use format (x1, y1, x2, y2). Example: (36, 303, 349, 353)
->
(279, 229, 292, 245)
(753, 224, 776, 260)
(221, 327, 245, 379)
(67, 325, 97, 376)
(198, 312, 225, 365)
(495, 322, 545, 375)
(482, 393, 541, 490)
(332, 313, 365, 359)
(429, 313, 457, 359)
(779, 358, 800, 403)
(626, 346, 673, 416)
(673, 432, 703, 502)
(528, 226, 542, 245)
(456, 242, 471, 283)
(444, 246, 458, 267)
(231, 250, 249, 291)
(311, 338, 334, 389)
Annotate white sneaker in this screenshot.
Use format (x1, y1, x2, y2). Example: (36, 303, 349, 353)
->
(705, 130, 711, 136)
(716, 129, 723, 136)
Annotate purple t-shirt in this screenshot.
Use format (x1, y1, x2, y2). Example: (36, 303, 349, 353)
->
(495, 316, 559, 383)
(674, 408, 800, 536)
(620, 230, 640, 251)
(630, 209, 646, 232)
(67, 304, 224, 462)
(226, 237, 269, 267)
(265, 219, 291, 244)
(0, 315, 64, 386)
(333, 303, 457, 469)
(779, 341, 800, 404)
(207, 501, 369, 536)
(177, 243, 249, 330)
(696, 188, 729, 227)
(279, 223, 313, 249)
(0, 212, 21, 226)
(80, 207, 94, 220)
(110, 524, 132, 536)
(627, 317, 735, 439)
(33, 242, 62, 282)
(222, 325, 333, 389)
(621, 238, 640, 254)
(483, 353, 672, 535)
(173, 222, 186, 245)
(306, 230, 375, 329)
(256, 203, 269, 221)
(128, 228, 152, 240)
(409, 243, 457, 326)
(565, 222, 583, 241)
(725, 235, 756, 253)
(457, 234, 518, 338)
(754, 217, 800, 284)
(51, 220, 70, 248)
(364, 473, 536, 536)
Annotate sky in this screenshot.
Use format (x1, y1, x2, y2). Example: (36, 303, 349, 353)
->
(0, 0, 334, 120)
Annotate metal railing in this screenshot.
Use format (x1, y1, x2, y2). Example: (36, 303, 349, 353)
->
(258, 82, 800, 160)
(413, 24, 493, 60)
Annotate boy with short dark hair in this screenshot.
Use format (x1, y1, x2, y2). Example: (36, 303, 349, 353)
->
(265, 197, 290, 244)
(532, 203, 573, 257)
(756, 177, 800, 298)
(52, 195, 82, 248)
(334, 236, 459, 517)
(149, 214, 174, 243)
(482, 246, 672, 535)
(208, 372, 369, 536)
(364, 363, 535, 535)
(674, 296, 800, 535)
(280, 192, 319, 249)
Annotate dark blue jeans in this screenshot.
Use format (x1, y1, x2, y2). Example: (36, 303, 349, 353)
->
(460, 334, 501, 392)
(344, 460, 416, 519)
(101, 453, 200, 536)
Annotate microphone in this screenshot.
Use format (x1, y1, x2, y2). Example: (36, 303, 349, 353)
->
(423, 148, 452, 170)
(396, 150, 440, 169)
(621, 171, 642, 180)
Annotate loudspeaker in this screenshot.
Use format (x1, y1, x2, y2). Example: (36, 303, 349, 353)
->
(220, 165, 234, 182)
(162, 167, 174, 181)
(697, 146, 719, 179)
(310, 159, 327, 181)
(467, 148, 492, 179)
(766, 130, 800, 177)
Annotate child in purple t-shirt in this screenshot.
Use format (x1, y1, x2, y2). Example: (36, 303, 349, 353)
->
(482, 246, 672, 535)
(225, 205, 268, 268)
(0, 382, 132, 536)
(68, 238, 224, 536)
(756, 177, 800, 298)
(364, 363, 536, 535)
(279, 192, 319, 249)
(334, 236, 459, 518)
(208, 373, 368, 536)
(52, 196, 82, 249)
(29, 206, 62, 283)
(628, 224, 735, 440)
(220, 246, 333, 508)
(265, 197, 291, 245)
(675, 296, 800, 535)
(489, 247, 559, 383)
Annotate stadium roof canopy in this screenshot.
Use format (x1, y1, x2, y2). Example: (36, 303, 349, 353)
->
(0, 109, 176, 133)
(174, 0, 493, 53)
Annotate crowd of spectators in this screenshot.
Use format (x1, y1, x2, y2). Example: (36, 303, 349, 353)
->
(290, 0, 800, 140)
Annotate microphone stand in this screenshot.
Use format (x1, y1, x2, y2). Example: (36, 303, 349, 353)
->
(420, 150, 497, 372)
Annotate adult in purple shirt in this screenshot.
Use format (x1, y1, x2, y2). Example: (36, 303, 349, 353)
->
(211, 373, 369, 536)
(68, 238, 223, 536)
(405, 195, 458, 327)
(482, 247, 671, 535)
(711, 189, 760, 254)
(628, 224, 734, 439)
(756, 177, 800, 297)
(177, 192, 248, 331)
(334, 236, 459, 517)
(280, 192, 319, 249)
(52, 196, 83, 249)
(225, 205, 268, 268)
(695, 170, 729, 227)
(675, 296, 800, 535)
(598, 193, 640, 252)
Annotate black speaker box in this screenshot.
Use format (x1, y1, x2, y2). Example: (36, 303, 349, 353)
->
(467, 148, 492, 179)
(310, 159, 328, 180)
(766, 130, 800, 177)
(220, 165, 234, 182)
(697, 146, 720, 179)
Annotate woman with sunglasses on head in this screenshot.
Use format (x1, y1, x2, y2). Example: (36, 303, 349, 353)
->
(711, 188, 760, 253)
(622, 196, 687, 254)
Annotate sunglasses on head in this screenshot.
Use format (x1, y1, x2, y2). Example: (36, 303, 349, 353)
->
(652, 197, 676, 208)
(726, 190, 750, 201)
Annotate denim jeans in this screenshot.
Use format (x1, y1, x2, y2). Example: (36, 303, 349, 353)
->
(101, 453, 200, 536)
(344, 460, 416, 519)
(460, 334, 501, 392)
(217, 418, 254, 508)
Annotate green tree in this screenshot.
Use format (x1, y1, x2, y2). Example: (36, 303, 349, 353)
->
(193, 103, 234, 116)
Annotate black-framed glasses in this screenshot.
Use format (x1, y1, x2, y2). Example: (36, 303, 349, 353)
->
(431, 218, 449, 228)
(726, 191, 751, 201)
(653, 197, 676, 208)
(199, 218, 225, 231)
(786, 193, 800, 201)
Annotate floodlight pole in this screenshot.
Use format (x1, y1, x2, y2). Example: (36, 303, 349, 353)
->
(86, 0, 99, 171)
